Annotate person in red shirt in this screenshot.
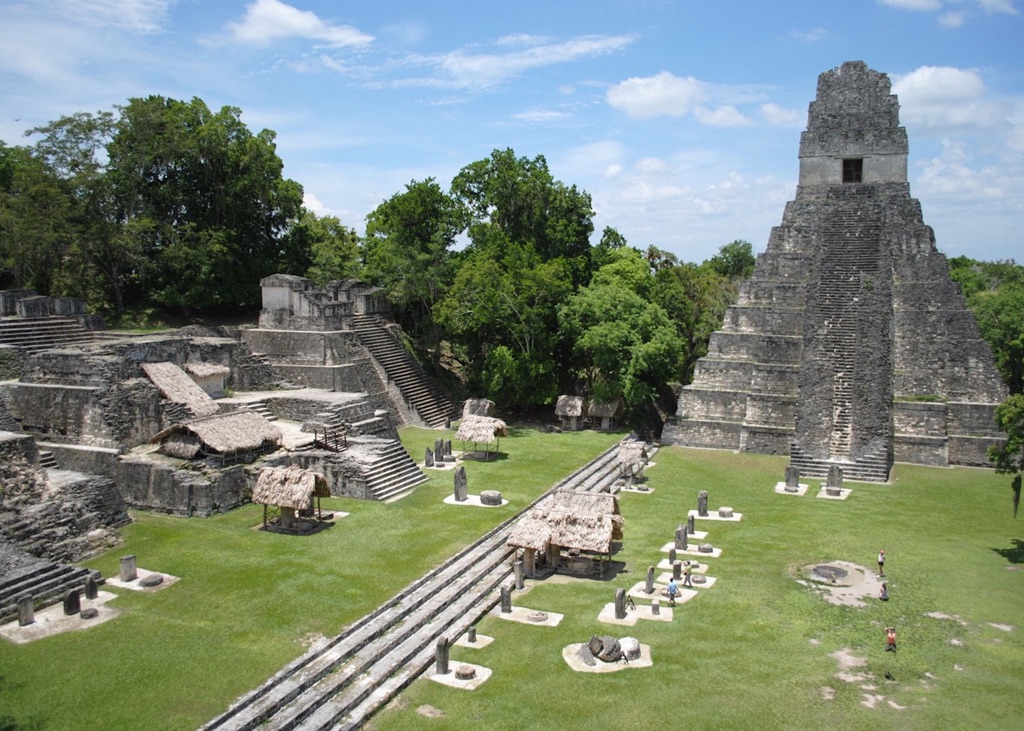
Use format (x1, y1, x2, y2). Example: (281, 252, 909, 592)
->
(886, 627, 897, 652)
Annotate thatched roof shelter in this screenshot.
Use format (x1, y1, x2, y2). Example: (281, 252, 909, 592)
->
(507, 489, 623, 555)
(141, 361, 218, 417)
(462, 398, 496, 418)
(555, 395, 585, 417)
(587, 399, 622, 418)
(253, 465, 329, 509)
(456, 415, 508, 459)
(151, 410, 282, 460)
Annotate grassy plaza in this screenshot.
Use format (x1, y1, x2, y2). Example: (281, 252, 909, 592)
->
(1, 425, 1021, 731)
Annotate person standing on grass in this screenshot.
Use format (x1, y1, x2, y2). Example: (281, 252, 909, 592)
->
(886, 627, 897, 652)
(683, 562, 693, 588)
(878, 549, 885, 576)
(667, 577, 678, 606)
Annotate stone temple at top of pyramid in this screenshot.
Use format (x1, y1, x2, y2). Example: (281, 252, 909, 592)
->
(661, 61, 1008, 482)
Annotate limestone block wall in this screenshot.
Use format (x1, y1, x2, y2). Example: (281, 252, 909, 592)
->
(116, 458, 249, 516)
(40, 442, 120, 478)
(266, 452, 374, 500)
(0, 345, 24, 381)
(677, 388, 747, 421)
(12, 383, 115, 448)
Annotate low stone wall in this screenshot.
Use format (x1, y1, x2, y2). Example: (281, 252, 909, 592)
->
(39, 442, 120, 478)
(741, 424, 792, 455)
(116, 457, 250, 517)
(894, 434, 948, 466)
(661, 417, 742, 449)
(689, 360, 755, 391)
(678, 388, 747, 421)
(949, 435, 1001, 468)
(893, 401, 947, 436)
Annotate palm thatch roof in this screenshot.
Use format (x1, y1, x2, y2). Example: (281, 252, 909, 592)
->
(151, 410, 282, 456)
(141, 361, 218, 417)
(555, 395, 585, 417)
(587, 398, 622, 418)
(462, 398, 496, 418)
(252, 465, 329, 509)
(507, 488, 623, 554)
(455, 415, 508, 445)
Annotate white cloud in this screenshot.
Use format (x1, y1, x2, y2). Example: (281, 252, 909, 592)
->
(760, 103, 802, 126)
(877, 0, 942, 10)
(229, 0, 373, 47)
(788, 27, 830, 42)
(512, 110, 572, 123)
(938, 10, 969, 26)
(694, 105, 751, 127)
(606, 72, 706, 119)
(57, 0, 174, 34)
(892, 66, 1004, 130)
(435, 34, 636, 89)
(976, 0, 1019, 14)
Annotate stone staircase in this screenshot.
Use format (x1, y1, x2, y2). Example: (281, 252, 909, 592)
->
(789, 444, 891, 483)
(37, 449, 57, 469)
(244, 399, 278, 422)
(200, 436, 643, 731)
(352, 314, 457, 428)
(362, 440, 430, 502)
(0, 317, 95, 354)
(0, 560, 102, 622)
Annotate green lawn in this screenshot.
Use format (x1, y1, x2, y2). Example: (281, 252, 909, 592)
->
(370, 448, 1024, 731)
(2, 434, 1022, 731)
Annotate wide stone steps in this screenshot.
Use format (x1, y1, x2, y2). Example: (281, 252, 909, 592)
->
(0, 562, 102, 621)
(352, 315, 456, 428)
(244, 400, 278, 423)
(0, 318, 96, 354)
(790, 445, 890, 482)
(361, 443, 429, 502)
(201, 436, 639, 730)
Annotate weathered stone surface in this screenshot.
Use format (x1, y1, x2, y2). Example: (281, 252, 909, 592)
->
(698, 543, 714, 553)
(17, 595, 34, 626)
(139, 573, 164, 588)
(620, 636, 641, 661)
(453, 466, 468, 502)
(80, 607, 99, 620)
(661, 61, 1007, 480)
(480, 490, 501, 506)
(698, 491, 708, 517)
(62, 589, 81, 616)
(424, 448, 433, 467)
(614, 588, 627, 619)
(119, 555, 138, 582)
(718, 507, 734, 518)
(454, 665, 475, 680)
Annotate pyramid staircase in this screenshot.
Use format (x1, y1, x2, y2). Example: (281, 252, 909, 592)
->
(789, 195, 891, 482)
(352, 314, 457, 428)
(0, 317, 95, 354)
(358, 439, 429, 502)
(243, 399, 278, 422)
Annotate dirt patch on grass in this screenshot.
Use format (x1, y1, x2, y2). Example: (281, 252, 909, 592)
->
(416, 705, 446, 718)
(829, 648, 870, 683)
(796, 561, 884, 607)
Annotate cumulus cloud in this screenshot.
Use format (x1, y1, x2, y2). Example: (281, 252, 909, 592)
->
(229, 0, 373, 47)
(695, 105, 751, 127)
(878, 0, 1019, 23)
(760, 102, 803, 126)
(606, 71, 706, 118)
(892, 65, 1004, 130)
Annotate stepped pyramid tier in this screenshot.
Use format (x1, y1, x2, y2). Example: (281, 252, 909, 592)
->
(243, 274, 457, 428)
(662, 61, 1008, 481)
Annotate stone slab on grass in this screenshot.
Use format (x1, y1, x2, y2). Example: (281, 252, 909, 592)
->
(775, 481, 809, 496)
(627, 581, 698, 605)
(657, 572, 718, 589)
(491, 606, 563, 627)
(563, 643, 653, 673)
(0, 591, 119, 645)
(658, 543, 722, 559)
(443, 494, 509, 508)
(597, 602, 674, 625)
(688, 509, 743, 522)
(105, 568, 180, 592)
(427, 662, 492, 690)
(656, 558, 708, 573)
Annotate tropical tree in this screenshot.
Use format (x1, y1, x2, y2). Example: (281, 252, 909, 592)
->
(990, 393, 1024, 516)
(364, 179, 464, 366)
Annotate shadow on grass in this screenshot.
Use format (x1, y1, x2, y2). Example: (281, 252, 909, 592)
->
(992, 538, 1024, 564)
(0, 676, 46, 731)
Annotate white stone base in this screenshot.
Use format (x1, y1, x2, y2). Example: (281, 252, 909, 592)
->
(775, 481, 808, 496)
(816, 487, 852, 500)
(688, 509, 743, 521)
(597, 601, 674, 625)
(491, 606, 563, 626)
(427, 662, 492, 690)
(563, 643, 654, 672)
(656, 558, 708, 573)
(443, 494, 508, 507)
(105, 568, 180, 592)
(626, 581, 698, 605)
(657, 572, 718, 589)
(454, 632, 494, 649)
(0, 591, 119, 644)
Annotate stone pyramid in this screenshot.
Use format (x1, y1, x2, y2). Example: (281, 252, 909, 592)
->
(662, 61, 1007, 482)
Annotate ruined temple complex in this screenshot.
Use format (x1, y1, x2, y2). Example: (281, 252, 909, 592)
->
(662, 61, 1008, 481)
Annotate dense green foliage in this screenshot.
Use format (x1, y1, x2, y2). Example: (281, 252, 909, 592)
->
(4, 98, 1021, 429)
(1, 434, 1020, 731)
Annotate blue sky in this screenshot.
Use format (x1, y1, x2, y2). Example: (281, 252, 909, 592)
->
(1, 0, 1022, 264)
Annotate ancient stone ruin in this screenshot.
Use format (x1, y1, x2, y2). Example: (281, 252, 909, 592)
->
(663, 61, 1007, 481)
